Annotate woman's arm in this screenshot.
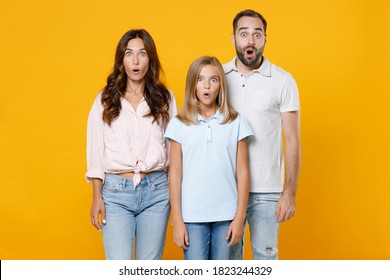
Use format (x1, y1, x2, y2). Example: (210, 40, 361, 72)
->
(169, 140, 188, 250)
(227, 138, 250, 247)
(90, 178, 106, 231)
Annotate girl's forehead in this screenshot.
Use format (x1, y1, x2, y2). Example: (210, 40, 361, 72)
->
(199, 65, 219, 75)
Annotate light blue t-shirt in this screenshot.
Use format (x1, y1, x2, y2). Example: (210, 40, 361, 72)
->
(165, 111, 254, 223)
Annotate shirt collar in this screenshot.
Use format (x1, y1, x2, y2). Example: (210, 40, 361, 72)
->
(224, 56, 271, 77)
(197, 110, 223, 122)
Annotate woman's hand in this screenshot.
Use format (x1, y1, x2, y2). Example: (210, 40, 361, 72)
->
(90, 197, 106, 231)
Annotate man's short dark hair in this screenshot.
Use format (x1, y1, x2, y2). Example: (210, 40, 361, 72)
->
(233, 9, 267, 34)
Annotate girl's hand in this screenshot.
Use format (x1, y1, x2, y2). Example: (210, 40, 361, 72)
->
(90, 197, 106, 231)
(172, 221, 189, 250)
(226, 218, 244, 247)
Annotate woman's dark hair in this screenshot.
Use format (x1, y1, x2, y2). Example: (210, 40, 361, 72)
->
(101, 29, 170, 126)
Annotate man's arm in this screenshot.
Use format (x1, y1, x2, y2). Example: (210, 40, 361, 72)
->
(277, 111, 301, 222)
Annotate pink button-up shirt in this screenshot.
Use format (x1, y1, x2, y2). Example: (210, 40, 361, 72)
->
(85, 91, 177, 183)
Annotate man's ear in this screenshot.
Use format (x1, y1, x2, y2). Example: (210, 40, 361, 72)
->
(232, 34, 235, 45)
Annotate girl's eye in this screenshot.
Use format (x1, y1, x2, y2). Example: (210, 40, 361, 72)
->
(197, 77, 203, 82)
(211, 78, 218, 83)
(139, 52, 147, 57)
(125, 52, 132, 56)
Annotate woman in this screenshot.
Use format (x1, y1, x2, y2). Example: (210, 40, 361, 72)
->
(85, 29, 177, 260)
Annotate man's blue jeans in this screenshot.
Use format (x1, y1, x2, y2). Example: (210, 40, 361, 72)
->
(102, 171, 170, 260)
(230, 192, 281, 260)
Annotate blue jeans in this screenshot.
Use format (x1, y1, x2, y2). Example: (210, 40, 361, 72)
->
(102, 171, 170, 260)
(184, 221, 233, 260)
(230, 193, 281, 260)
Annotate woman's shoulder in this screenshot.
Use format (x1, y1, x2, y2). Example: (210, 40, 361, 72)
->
(90, 91, 104, 112)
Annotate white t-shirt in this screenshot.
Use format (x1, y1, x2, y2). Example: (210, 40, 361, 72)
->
(224, 57, 300, 193)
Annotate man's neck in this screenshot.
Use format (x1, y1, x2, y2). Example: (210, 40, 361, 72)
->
(236, 56, 263, 76)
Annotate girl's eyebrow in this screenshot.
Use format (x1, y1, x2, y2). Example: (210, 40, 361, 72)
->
(198, 75, 219, 78)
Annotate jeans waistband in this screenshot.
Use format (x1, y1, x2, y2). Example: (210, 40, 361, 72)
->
(105, 170, 166, 186)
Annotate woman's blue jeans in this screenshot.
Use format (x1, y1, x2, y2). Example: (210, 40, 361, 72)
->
(102, 171, 170, 260)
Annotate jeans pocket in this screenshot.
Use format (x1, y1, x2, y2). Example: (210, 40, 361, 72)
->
(149, 172, 168, 190)
(103, 179, 125, 192)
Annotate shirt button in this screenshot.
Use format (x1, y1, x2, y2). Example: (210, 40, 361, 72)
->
(242, 84, 245, 87)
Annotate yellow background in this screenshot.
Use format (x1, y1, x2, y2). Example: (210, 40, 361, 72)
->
(1, 0, 389, 260)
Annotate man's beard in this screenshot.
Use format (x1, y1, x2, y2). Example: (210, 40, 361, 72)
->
(236, 45, 263, 67)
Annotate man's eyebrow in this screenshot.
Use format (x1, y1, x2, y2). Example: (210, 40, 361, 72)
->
(238, 27, 264, 32)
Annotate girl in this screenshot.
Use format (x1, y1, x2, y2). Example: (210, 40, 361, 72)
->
(165, 56, 253, 260)
(86, 29, 177, 260)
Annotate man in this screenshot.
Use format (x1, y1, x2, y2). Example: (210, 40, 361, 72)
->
(224, 9, 301, 260)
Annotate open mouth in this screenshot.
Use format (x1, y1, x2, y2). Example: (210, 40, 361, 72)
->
(245, 48, 255, 58)
(132, 69, 140, 74)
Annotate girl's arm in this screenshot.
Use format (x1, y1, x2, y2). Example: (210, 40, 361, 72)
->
(227, 138, 250, 247)
(169, 140, 189, 250)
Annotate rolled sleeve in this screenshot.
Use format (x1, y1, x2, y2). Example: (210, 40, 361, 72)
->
(85, 94, 105, 183)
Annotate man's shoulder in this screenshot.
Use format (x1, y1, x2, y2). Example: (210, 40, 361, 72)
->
(266, 58, 295, 80)
(223, 58, 236, 74)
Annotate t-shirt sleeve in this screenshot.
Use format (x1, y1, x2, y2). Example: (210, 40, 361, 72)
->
(164, 117, 184, 144)
(168, 89, 178, 118)
(237, 115, 254, 141)
(280, 73, 300, 112)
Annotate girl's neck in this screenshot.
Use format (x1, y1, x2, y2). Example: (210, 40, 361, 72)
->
(199, 104, 217, 121)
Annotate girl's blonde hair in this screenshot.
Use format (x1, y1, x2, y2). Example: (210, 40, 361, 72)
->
(177, 56, 238, 125)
